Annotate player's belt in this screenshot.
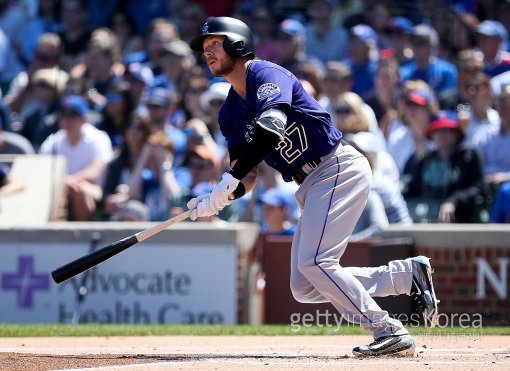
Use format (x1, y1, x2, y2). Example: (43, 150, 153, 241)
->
(292, 139, 347, 185)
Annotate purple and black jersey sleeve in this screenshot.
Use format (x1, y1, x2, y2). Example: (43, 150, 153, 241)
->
(219, 60, 342, 182)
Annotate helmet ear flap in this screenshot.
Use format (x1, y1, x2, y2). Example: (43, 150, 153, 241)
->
(223, 38, 245, 57)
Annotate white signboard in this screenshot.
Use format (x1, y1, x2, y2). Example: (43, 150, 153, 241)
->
(0, 242, 237, 324)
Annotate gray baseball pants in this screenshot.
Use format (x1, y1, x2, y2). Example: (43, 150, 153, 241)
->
(290, 142, 413, 339)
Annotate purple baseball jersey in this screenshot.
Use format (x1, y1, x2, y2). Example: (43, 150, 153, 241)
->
(219, 60, 342, 182)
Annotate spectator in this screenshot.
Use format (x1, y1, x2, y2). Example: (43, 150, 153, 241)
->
(387, 82, 438, 176)
(96, 79, 135, 149)
(0, 0, 28, 60)
(39, 95, 113, 221)
(350, 190, 389, 241)
(476, 20, 510, 77)
(275, 18, 323, 76)
(382, 16, 414, 66)
(20, 0, 63, 63)
(156, 39, 195, 94)
(305, 0, 348, 64)
(400, 24, 458, 108)
(130, 18, 179, 74)
(259, 187, 296, 236)
(347, 131, 412, 225)
(447, 10, 479, 59)
(453, 48, 484, 109)
(404, 110, 488, 223)
(318, 61, 381, 141)
(365, 57, 401, 137)
(107, 9, 144, 59)
(123, 62, 154, 109)
(180, 73, 209, 123)
(99, 112, 153, 221)
(0, 118, 34, 154)
(472, 83, 510, 189)
(331, 91, 386, 153)
(0, 25, 23, 94)
(250, 5, 278, 62)
(462, 71, 500, 143)
(4, 33, 64, 122)
(175, 3, 206, 45)
(144, 87, 187, 168)
(58, 0, 92, 72)
(170, 145, 237, 222)
(74, 27, 122, 110)
(489, 181, 510, 223)
(199, 81, 231, 156)
(17, 68, 68, 151)
(128, 127, 179, 221)
(0, 162, 24, 197)
(344, 24, 379, 99)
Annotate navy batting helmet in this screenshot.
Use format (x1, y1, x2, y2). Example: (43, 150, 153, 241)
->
(190, 17, 255, 59)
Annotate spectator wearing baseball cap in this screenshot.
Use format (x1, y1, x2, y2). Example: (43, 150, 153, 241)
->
(276, 18, 325, 76)
(155, 39, 195, 95)
(39, 94, 113, 221)
(476, 20, 510, 77)
(259, 187, 296, 236)
(344, 24, 379, 99)
(404, 110, 488, 223)
(124, 62, 154, 108)
(383, 17, 414, 65)
(387, 81, 438, 175)
(400, 24, 458, 108)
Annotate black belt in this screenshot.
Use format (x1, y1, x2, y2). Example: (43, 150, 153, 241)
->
(292, 139, 348, 185)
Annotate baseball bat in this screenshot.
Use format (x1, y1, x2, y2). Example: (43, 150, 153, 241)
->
(51, 210, 191, 284)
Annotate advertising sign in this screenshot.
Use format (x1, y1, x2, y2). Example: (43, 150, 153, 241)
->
(0, 242, 237, 324)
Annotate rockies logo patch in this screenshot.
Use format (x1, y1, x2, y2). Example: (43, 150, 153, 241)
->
(257, 83, 281, 100)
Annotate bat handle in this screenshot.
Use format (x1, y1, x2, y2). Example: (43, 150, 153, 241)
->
(135, 210, 191, 242)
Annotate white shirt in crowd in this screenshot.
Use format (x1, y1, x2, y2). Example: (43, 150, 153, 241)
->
(39, 123, 113, 178)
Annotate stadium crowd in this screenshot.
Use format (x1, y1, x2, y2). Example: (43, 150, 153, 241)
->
(1, 0, 510, 231)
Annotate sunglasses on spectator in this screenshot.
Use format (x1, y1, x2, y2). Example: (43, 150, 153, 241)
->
(335, 105, 352, 115)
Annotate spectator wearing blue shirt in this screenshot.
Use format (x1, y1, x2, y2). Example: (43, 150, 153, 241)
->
(259, 187, 296, 236)
(476, 20, 510, 78)
(490, 181, 510, 223)
(344, 24, 378, 100)
(400, 24, 458, 108)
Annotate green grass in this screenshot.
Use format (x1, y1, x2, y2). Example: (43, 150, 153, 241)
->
(0, 324, 508, 337)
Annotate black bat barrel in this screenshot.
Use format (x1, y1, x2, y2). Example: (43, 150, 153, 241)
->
(51, 235, 138, 284)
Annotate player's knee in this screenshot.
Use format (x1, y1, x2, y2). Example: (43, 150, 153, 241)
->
(298, 258, 340, 281)
(290, 282, 317, 303)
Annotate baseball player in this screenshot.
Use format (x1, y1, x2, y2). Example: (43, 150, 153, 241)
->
(187, 17, 439, 357)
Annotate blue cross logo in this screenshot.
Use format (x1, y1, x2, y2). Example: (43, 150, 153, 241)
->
(1, 256, 50, 309)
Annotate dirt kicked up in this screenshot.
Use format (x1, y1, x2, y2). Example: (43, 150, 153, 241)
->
(0, 335, 509, 370)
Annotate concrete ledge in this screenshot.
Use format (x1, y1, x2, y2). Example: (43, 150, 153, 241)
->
(382, 224, 510, 248)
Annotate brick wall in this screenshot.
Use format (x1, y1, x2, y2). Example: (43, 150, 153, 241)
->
(417, 245, 510, 325)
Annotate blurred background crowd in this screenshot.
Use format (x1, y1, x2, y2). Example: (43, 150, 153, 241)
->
(1, 0, 510, 236)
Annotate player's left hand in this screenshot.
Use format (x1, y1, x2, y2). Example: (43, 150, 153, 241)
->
(210, 172, 240, 209)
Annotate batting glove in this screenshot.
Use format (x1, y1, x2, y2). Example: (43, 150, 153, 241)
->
(210, 172, 240, 210)
(189, 196, 221, 220)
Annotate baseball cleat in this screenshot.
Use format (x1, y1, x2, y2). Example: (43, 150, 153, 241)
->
(352, 334, 415, 358)
(410, 256, 440, 327)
